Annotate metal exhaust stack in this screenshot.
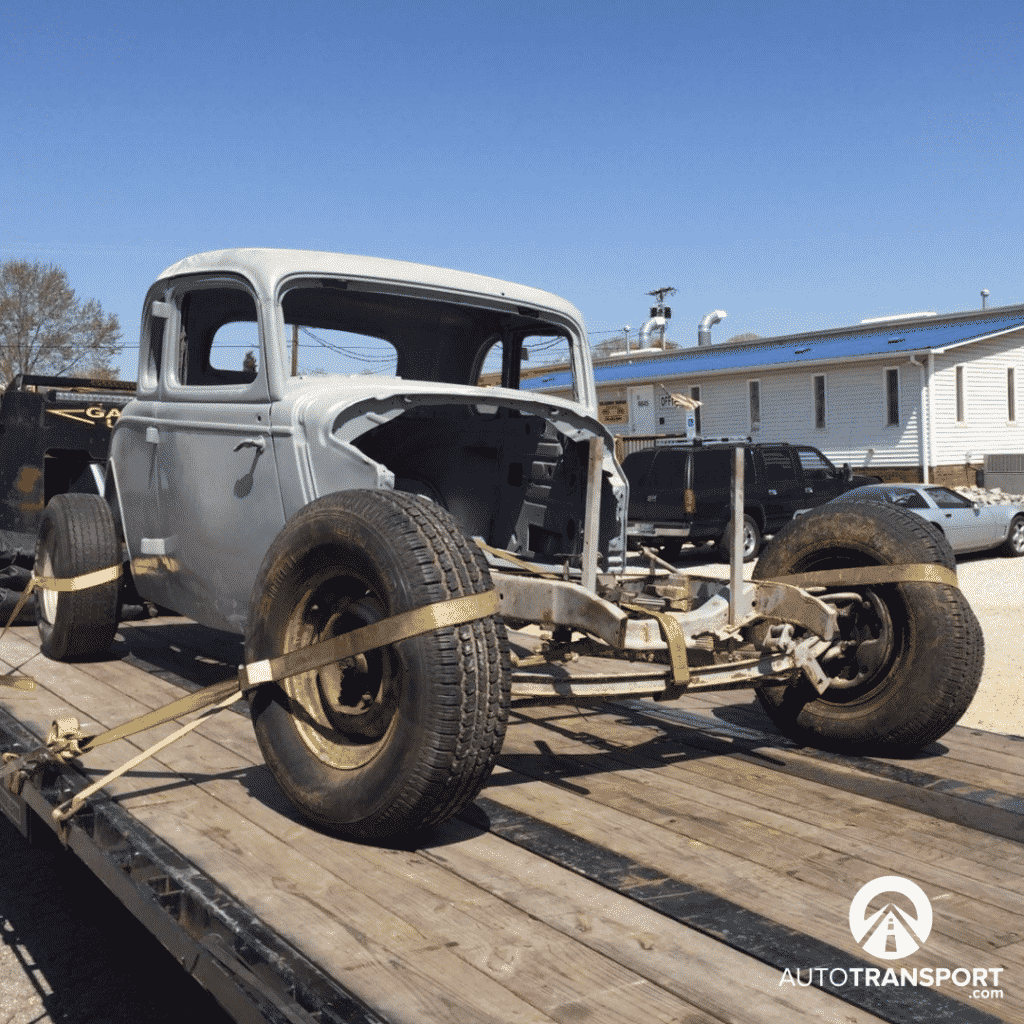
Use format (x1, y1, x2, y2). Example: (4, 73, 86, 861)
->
(698, 310, 727, 346)
(638, 316, 666, 349)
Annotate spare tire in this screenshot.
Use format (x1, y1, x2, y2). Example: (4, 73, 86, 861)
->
(245, 489, 510, 841)
(752, 500, 983, 755)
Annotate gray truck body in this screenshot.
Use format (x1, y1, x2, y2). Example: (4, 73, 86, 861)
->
(109, 249, 627, 634)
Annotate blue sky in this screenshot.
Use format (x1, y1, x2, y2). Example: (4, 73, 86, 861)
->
(2, 1, 1021, 379)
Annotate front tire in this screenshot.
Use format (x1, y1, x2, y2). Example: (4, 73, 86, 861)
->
(1001, 514, 1024, 557)
(34, 494, 121, 660)
(246, 490, 510, 841)
(752, 501, 983, 755)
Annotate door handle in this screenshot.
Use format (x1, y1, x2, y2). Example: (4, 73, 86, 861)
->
(234, 437, 266, 453)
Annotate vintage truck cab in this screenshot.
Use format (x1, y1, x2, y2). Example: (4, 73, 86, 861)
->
(108, 249, 626, 633)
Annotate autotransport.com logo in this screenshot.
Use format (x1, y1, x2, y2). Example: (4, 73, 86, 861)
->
(849, 875, 931, 959)
(779, 875, 1005, 1001)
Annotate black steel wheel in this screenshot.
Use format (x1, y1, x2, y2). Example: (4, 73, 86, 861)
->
(246, 489, 510, 841)
(752, 500, 983, 755)
(34, 494, 121, 660)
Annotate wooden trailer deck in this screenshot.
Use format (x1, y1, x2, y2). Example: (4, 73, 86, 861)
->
(1, 616, 1021, 1024)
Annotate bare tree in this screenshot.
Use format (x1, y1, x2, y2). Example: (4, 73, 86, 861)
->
(0, 260, 122, 384)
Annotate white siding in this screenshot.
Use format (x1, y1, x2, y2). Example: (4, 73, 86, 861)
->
(566, 324, 1024, 471)
(930, 329, 1024, 464)
(591, 360, 923, 469)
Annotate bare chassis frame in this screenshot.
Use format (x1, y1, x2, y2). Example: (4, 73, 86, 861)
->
(491, 443, 838, 701)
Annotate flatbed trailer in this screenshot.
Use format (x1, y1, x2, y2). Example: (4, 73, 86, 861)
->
(1, 616, 1020, 1024)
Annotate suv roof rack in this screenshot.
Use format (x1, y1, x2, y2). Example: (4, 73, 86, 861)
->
(654, 435, 754, 447)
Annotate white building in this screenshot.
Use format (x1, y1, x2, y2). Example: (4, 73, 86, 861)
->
(526, 304, 1024, 486)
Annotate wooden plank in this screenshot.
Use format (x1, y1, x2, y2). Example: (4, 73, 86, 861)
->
(128, 802, 563, 1024)
(478, 765, 1024, 1021)
(10, 647, 726, 1022)
(510, 700, 1024, 872)
(117, 746, 724, 1024)
(4, 658, 574, 1022)
(498, 711, 1024, 955)
(291, 826, 721, 1023)
(420, 819, 891, 1024)
(119, 746, 724, 1021)
(504, 703, 1024, 894)
(585, 700, 1024, 862)
(105, 710, 870, 1024)
(664, 687, 1024, 766)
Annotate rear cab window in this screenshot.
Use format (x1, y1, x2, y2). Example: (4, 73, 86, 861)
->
(278, 279, 584, 403)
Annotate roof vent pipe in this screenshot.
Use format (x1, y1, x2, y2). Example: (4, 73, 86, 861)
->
(638, 316, 666, 349)
(698, 310, 727, 346)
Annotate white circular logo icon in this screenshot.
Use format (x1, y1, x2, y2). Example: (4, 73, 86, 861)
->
(849, 876, 932, 960)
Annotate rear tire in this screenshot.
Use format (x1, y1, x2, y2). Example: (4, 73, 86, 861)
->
(34, 494, 121, 660)
(752, 500, 983, 755)
(246, 489, 510, 841)
(719, 514, 761, 563)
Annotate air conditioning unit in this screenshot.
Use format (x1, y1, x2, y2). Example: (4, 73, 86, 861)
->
(983, 453, 1024, 492)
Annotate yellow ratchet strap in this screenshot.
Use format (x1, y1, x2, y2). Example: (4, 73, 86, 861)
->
(768, 563, 959, 590)
(12, 587, 500, 824)
(0, 563, 124, 652)
(32, 564, 124, 592)
(621, 603, 690, 685)
(473, 540, 560, 579)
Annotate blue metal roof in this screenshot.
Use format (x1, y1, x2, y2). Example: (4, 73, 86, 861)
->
(522, 309, 1024, 392)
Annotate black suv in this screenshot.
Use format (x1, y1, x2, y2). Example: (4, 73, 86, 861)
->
(624, 441, 881, 561)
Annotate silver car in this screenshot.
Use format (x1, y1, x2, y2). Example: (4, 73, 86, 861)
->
(828, 483, 1024, 557)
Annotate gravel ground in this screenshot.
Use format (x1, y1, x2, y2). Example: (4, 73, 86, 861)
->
(0, 814, 232, 1024)
(1, 544, 1020, 1023)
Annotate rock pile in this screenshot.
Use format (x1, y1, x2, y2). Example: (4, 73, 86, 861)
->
(954, 485, 1024, 506)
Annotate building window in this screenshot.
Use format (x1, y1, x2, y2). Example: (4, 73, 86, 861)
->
(955, 364, 965, 423)
(813, 374, 826, 429)
(1008, 367, 1016, 423)
(748, 380, 761, 433)
(885, 367, 899, 426)
(690, 386, 701, 434)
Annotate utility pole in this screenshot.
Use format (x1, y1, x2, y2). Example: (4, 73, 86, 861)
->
(291, 323, 299, 376)
(646, 286, 677, 347)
